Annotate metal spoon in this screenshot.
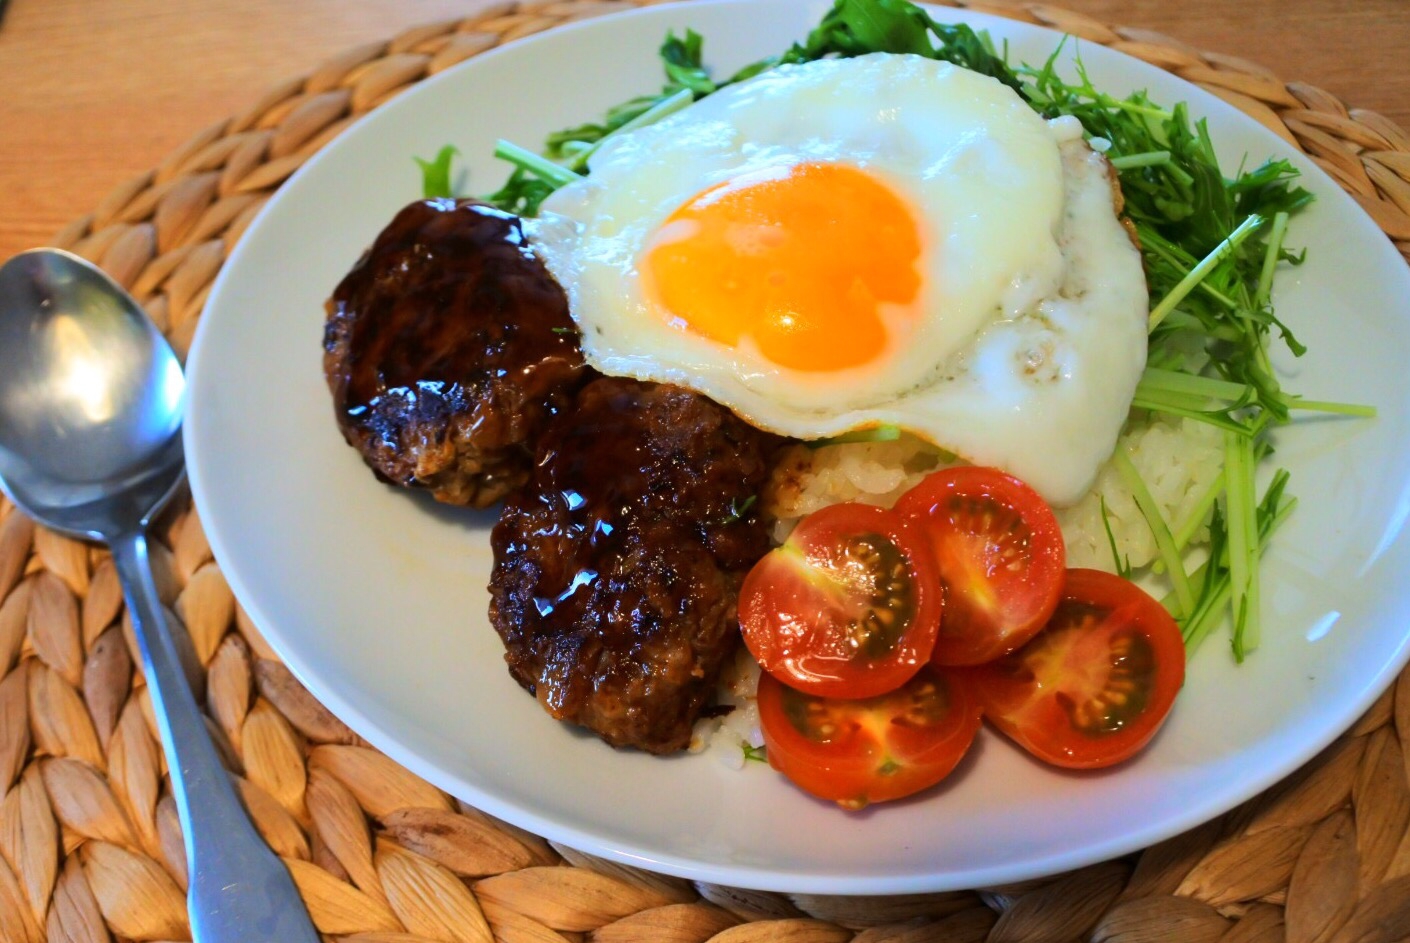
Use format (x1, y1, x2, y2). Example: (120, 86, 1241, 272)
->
(0, 248, 321, 943)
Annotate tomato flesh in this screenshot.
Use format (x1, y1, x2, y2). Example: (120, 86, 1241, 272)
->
(758, 665, 982, 809)
(971, 568, 1186, 769)
(739, 502, 942, 699)
(894, 467, 1065, 666)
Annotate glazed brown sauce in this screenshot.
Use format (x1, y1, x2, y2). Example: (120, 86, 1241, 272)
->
(519, 392, 662, 622)
(501, 379, 776, 626)
(326, 198, 583, 420)
(488, 378, 780, 750)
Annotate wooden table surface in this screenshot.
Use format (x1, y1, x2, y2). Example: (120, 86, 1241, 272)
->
(2, 0, 1408, 265)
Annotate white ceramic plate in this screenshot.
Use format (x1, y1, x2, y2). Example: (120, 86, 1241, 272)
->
(185, 0, 1410, 894)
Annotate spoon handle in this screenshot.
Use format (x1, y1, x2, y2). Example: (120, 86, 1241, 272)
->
(111, 531, 322, 943)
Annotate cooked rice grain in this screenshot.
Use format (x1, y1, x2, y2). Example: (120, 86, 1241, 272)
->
(1057, 416, 1222, 570)
(764, 417, 1221, 571)
(690, 646, 763, 766)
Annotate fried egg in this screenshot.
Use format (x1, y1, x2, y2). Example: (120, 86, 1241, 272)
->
(529, 53, 1148, 505)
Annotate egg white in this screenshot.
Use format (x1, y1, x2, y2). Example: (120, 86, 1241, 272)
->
(529, 53, 1148, 505)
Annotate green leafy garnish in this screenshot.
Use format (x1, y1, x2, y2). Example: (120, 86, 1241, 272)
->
(1099, 496, 1132, 580)
(743, 743, 768, 763)
(788, 0, 939, 58)
(414, 145, 459, 199)
(807, 424, 903, 449)
(1113, 448, 1195, 619)
(481, 0, 1019, 215)
(1013, 35, 1371, 655)
(1222, 428, 1261, 658)
(482, 166, 557, 218)
(778, 0, 1016, 91)
(1177, 470, 1297, 659)
(721, 494, 759, 525)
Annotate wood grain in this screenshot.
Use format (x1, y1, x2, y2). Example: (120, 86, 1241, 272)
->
(0, 0, 1407, 264)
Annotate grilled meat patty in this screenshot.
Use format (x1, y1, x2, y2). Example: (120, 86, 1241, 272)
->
(324, 198, 589, 507)
(489, 377, 781, 753)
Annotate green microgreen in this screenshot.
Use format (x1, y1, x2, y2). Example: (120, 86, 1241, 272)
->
(1113, 448, 1195, 618)
(1099, 496, 1132, 580)
(722, 494, 759, 525)
(481, 0, 1017, 215)
(808, 424, 903, 448)
(414, 145, 459, 199)
(1179, 471, 1296, 657)
(1108, 150, 1172, 171)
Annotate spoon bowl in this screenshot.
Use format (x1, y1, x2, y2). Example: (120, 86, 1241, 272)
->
(0, 248, 320, 943)
(0, 249, 186, 538)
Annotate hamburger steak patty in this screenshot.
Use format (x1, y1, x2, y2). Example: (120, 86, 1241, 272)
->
(324, 198, 589, 507)
(489, 377, 781, 753)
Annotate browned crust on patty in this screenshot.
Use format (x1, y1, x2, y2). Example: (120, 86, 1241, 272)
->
(323, 198, 590, 506)
(488, 377, 781, 753)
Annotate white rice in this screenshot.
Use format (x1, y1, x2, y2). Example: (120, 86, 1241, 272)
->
(1056, 416, 1223, 570)
(693, 414, 1223, 764)
(763, 416, 1223, 570)
(689, 646, 765, 767)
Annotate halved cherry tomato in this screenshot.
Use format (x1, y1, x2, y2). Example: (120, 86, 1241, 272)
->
(739, 502, 942, 699)
(894, 467, 1065, 666)
(970, 568, 1186, 769)
(758, 665, 982, 809)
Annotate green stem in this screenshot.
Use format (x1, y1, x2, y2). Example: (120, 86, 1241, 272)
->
(1109, 150, 1172, 170)
(1138, 366, 1250, 402)
(566, 87, 695, 171)
(1139, 229, 1238, 310)
(1279, 396, 1378, 418)
(1152, 467, 1225, 575)
(1148, 214, 1266, 332)
(493, 140, 581, 188)
(1255, 211, 1291, 308)
(1223, 431, 1258, 658)
(1174, 469, 1225, 551)
(1182, 491, 1295, 656)
(1113, 448, 1196, 618)
(809, 425, 903, 448)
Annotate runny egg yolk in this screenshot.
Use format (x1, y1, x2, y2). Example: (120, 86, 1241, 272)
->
(643, 161, 924, 372)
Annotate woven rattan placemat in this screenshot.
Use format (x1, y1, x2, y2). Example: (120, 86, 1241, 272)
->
(5, 1, 1410, 940)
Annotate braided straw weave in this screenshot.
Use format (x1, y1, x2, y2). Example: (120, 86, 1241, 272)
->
(5, 0, 1410, 940)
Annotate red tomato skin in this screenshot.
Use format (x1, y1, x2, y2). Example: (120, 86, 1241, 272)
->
(972, 568, 1186, 770)
(894, 467, 1066, 666)
(757, 666, 982, 808)
(738, 503, 943, 699)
